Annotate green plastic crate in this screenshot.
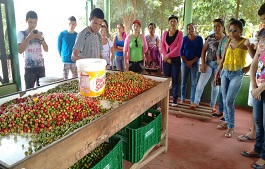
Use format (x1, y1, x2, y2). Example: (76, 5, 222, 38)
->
(71, 136, 123, 169)
(92, 136, 123, 169)
(115, 109, 162, 163)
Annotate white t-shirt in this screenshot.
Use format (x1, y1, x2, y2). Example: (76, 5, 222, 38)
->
(102, 38, 113, 65)
(17, 30, 44, 68)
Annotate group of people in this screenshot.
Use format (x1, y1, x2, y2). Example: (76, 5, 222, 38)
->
(17, 5, 265, 168)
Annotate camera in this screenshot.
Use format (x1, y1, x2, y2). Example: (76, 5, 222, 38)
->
(33, 30, 38, 34)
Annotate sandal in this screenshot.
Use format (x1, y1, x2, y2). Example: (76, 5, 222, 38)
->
(225, 128, 234, 138)
(237, 134, 255, 141)
(190, 103, 198, 109)
(241, 151, 260, 158)
(252, 158, 265, 169)
(217, 122, 228, 130)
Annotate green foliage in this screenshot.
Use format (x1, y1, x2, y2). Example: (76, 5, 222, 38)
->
(1, 4, 10, 54)
(94, 0, 264, 39)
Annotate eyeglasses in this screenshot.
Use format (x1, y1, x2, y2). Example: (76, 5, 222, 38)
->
(135, 39, 138, 47)
(229, 29, 237, 33)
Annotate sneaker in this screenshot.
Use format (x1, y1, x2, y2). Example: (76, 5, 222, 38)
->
(212, 112, 223, 117)
(171, 103, 178, 107)
(220, 117, 226, 122)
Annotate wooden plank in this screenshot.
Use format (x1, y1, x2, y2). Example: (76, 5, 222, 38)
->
(130, 145, 166, 169)
(160, 90, 169, 153)
(176, 103, 213, 113)
(169, 106, 212, 117)
(10, 77, 171, 169)
(170, 110, 211, 120)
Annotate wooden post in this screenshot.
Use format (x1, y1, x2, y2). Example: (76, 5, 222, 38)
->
(236, 0, 240, 18)
(161, 0, 165, 38)
(133, 0, 136, 20)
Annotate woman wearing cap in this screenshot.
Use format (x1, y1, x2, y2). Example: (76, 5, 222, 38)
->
(161, 15, 183, 106)
(124, 19, 148, 73)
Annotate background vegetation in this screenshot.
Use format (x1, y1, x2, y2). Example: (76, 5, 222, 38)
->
(94, 0, 264, 39)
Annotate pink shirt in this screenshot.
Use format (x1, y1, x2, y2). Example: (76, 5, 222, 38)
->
(124, 34, 148, 63)
(161, 30, 183, 58)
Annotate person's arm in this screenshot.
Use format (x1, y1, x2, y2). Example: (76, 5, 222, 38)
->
(57, 32, 63, 56)
(41, 37, 48, 52)
(244, 39, 256, 59)
(36, 32, 48, 52)
(216, 37, 223, 64)
(110, 46, 114, 69)
(123, 35, 130, 71)
(113, 36, 123, 52)
(250, 47, 259, 89)
(160, 31, 168, 57)
(166, 31, 183, 58)
(214, 41, 229, 85)
(18, 31, 34, 54)
(141, 35, 148, 61)
(250, 43, 264, 101)
(72, 49, 81, 62)
(200, 41, 209, 73)
(156, 36, 160, 49)
(180, 37, 185, 60)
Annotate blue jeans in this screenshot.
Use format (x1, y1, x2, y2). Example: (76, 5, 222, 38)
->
(116, 56, 124, 71)
(181, 61, 199, 103)
(163, 57, 181, 103)
(194, 61, 219, 107)
(221, 69, 243, 129)
(218, 92, 224, 113)
(253, 91, 265, 159)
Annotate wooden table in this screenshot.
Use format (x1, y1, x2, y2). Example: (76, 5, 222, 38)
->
(0, 75, 171, 169)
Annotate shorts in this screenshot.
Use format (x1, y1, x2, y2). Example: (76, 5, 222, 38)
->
(25, 67, 45, 89)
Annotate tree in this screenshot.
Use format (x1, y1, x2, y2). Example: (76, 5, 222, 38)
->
(94, 0, 264, 39)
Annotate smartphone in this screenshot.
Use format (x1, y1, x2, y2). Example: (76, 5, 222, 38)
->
(33, 30, 38, 34)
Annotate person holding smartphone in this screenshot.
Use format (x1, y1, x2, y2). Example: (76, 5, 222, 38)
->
(17, 11, 48, 89)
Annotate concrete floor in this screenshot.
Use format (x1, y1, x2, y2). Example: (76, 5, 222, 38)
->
(126, 105, 257, 169)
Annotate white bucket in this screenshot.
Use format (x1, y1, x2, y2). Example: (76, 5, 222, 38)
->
(76, 58, 107, 97)
(39, 77, 64, 86)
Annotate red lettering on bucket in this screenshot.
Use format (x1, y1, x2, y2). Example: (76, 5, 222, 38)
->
(95, 76, 105, 91)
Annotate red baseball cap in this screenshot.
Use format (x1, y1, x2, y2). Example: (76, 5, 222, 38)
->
(132, 19, 141, 27)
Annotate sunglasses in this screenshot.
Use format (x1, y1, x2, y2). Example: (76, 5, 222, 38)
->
(135, 39, 138, 47)
(229, 29, 237, 33)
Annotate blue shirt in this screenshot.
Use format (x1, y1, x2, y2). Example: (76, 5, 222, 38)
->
(57, 30, 77, 63)
(180, 35, 203, 63)
(115, 35, 124, 56)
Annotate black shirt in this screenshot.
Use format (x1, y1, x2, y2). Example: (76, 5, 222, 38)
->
(166, 30, 178, 53)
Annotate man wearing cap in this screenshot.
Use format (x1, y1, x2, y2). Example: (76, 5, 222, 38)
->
(123, 19, 148, 73)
